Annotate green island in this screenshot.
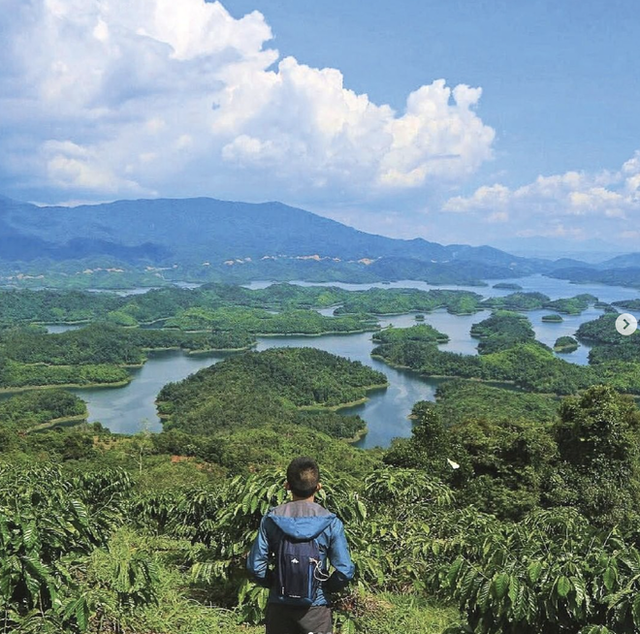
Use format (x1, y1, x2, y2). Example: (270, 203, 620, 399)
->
(576, 313, 640, 364)
(0, 283, 609, 330)
(0, 283, 486, 326)
(0, 323, 254, 390)
(595, 301, 620, 313)
(481, 292, 597, 314)
(163, 305, 377, 336)
(334, 287, 484, 316)
(554, 335, 579, 353)
(543, 293, 597, 314)
(481, 291, 550, 311)
(613, 299, 640, 310)
(492, 282, 523, 290)
(156, 347, 388, 436)
(373, 323, 449, 345)
(4, 285, 640, 634)
(469, 310, 537, 354)
(542, 313, 564, 322)
(373, 316, 640, 395)
(0, 290, 382, 389)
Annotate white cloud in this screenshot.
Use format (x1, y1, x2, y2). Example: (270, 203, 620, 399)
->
(0, 0, 494, 203)
(444, 152, 640, 237)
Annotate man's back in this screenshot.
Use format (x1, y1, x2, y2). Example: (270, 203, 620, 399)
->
(247, 456, 354, 634)
(247, 499, 355, 607)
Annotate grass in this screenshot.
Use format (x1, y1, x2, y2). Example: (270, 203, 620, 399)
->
(339, 591, 461, 634)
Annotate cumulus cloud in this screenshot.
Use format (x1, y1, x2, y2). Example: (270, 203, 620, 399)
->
(0, 0, 494, 203)
(443, 152, 640, 240)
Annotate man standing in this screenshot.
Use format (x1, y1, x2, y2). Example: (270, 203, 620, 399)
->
(247, 456, 355, 634)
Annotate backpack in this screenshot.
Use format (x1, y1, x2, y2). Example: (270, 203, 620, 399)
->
(275, 535, 328, 605)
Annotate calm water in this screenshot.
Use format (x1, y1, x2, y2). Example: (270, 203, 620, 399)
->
(30, 275, 640, 448)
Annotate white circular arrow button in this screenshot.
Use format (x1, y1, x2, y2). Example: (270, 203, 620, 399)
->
(616, 313, 638, 336)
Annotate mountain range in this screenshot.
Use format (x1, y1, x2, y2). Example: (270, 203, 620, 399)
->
(0, 195, 638, 287)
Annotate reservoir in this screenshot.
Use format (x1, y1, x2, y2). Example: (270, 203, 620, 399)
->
(58, 275, 640, 449)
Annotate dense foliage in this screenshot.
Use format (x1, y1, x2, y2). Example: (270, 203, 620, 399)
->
(157, 347, 387, 437)
(5, 385, 640, 633)
(373, 324, 449, 345)
(576, 314, 640, 364)
(4, 281, 640, 633)
(0, 389, 86, 431)
(335, 288, 484, 316)
(372, 325, 640, 395)
(481, 292, 550, 311)
(164, 306, 375, 335)
(0, 323, 253, 390)
(470, 311, 538, 354)
(480, 292, 597, 315)
(415, 380, 559, 426)
(554, 336, 579, 353)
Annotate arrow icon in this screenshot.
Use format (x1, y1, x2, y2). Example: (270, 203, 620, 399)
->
(616, 313, 638, 336)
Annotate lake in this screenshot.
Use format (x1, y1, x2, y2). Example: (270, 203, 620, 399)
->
(50, 275, 640, 449)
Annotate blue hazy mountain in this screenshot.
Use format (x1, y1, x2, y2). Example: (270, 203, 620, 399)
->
(0, 196, 528, 270)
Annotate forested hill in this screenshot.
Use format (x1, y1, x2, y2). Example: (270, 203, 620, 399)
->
(0, 195, 527, 268)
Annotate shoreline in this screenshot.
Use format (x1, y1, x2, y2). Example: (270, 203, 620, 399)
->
(345, 426, 368, 444)
(26, 413, 88, 433)
(0, 379, 131, 394)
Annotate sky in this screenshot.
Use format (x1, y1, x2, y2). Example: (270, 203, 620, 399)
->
(0, 0, 638, 247)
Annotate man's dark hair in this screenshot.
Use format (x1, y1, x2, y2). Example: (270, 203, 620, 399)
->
(286, 456, 320, 498)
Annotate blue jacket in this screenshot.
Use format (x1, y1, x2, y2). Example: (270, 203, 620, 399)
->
(246, 500, 355, 606)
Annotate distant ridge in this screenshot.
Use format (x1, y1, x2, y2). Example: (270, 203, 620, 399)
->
(0, 195, 528, 270)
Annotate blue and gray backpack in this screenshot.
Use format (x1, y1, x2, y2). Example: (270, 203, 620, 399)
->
(276, 534, 329, 605)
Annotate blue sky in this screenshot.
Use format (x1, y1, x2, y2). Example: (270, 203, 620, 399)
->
(1, 0, 638, 247)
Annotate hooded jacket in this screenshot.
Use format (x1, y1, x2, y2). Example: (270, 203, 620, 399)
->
(246, 500, 355, 606)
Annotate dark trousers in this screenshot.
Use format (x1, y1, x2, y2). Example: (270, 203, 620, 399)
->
(265, 603, 333, 634)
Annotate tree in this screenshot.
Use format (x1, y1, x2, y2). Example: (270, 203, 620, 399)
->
(554, 385, 640, 526)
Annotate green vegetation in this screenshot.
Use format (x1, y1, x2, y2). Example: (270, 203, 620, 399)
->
(373, 324, 449, 345)
(334, 288, 484, 316)
(372, 324, 640, 394)
(0, 289, 121, 325)
(492, 282, 523, 290)
(576, 314, 640, 365)
(481, 292, 597, 315)
(595, 301, 620, 313)
(164, 306, 376, 335)
(576, 313, 625, 344)
(542, 313, 563, 322)
(7, 280, 640, 633)
(0, 389, 87, 431)
(0, 358, 130, 390)
(0, 323, 252, 390)
(554, 336, 579, 353)
(613, 299, 640, 310)
(470, 310, 537, 354)
(417, 380, 559, 426)
(0, 284, 486, 332)
(157, 348, 387, 438)
(544, 293, 597, 314)
(4, 384, 640, 633)
(481, 291, 550, 311)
